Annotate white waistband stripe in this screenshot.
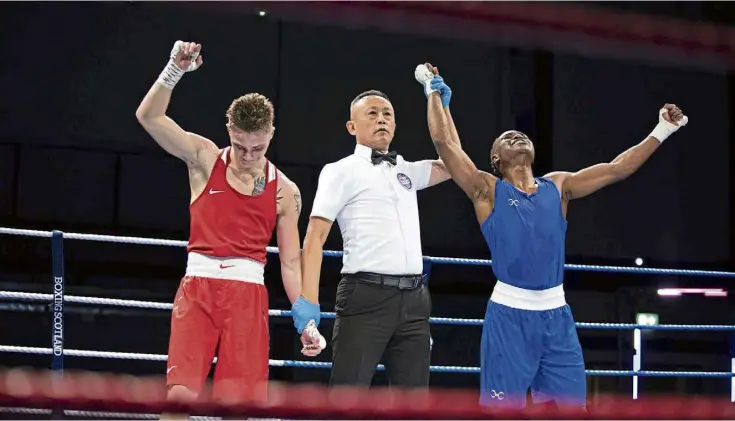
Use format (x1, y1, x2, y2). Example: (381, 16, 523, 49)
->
(185, 252, 264, 284)
(490, 280, 566, 311)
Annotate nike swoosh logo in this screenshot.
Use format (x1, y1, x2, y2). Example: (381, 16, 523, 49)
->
(209, 189, 224, 194)
(167, 366, 176, 374)
(220, 264, 235, 269)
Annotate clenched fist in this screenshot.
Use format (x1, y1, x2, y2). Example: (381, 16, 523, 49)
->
(424, 62, 440, 76)
(661, 103, 685, 126)
(300, 320, 326, 357)
(170, 41, 203, 72)
(649, 103, 688, 143)
(157, 40, 203, 90)
(414, 61, 452, 107)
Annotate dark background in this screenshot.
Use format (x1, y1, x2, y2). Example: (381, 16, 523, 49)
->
(1, 1, 734, 402)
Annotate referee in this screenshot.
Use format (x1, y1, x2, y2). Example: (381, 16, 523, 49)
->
(292, 89, 457, 388)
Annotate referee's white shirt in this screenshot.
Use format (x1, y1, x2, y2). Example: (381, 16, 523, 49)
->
(311, 144, 433, 276)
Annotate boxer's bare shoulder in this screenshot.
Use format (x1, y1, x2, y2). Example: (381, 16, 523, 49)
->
(187, 135, 220, 170)
(276, 171, 302, 222)
(186, 140, 226, 203)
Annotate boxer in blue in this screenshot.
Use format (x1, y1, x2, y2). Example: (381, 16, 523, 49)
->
(414, 63, 688, 409)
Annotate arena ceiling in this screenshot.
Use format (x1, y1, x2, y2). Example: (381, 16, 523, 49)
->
(168, 1, 735, 72)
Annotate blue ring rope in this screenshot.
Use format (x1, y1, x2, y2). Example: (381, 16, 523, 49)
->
(0, 228, 732, 390)
(267, 310, 735, 330)
(1, 227, 733, 277)
(274, 360, 735, 377)
(1, 294, 735, 331)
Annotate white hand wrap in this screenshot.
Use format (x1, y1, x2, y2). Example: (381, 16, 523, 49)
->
(414, 64, 437, 97)
(156, 40, 201, 90)
(304, 320, 326, 350)
(649, 107, 688, 143)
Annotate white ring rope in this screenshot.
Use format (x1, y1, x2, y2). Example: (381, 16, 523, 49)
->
(4, 226, 735, 277)
(0, 291, 174, 310)
(5, 291, 735, 331)
(0, 227, 259, 250)
(0, 291, 305, 318)
(0, 406, 232, 420)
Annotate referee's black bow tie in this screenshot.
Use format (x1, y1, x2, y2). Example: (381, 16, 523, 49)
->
(371, 150, 397, 166)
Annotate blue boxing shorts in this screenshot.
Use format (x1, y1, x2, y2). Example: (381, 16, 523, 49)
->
(479, 281, 586, 408)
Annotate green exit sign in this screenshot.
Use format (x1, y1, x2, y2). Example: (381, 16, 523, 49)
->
(636, 313, 659, 326)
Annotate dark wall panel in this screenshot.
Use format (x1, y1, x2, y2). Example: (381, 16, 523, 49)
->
(16, 149, 117, 225)
(276, 22, 502, 165)
(0, 145, 16, 217)
(0, 3, 279, 153)
(0, 2, 731, 269)
(117, 155, 190, 231)
(552, 54, 729, 263)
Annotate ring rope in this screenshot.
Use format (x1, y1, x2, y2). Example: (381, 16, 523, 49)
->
(3, 226, 734, 398)
(4, 367, 734, 420)
(0, 407, 187, 420)
(0, 408, 222, 421)
(2, 227, 734, 277)
(2, 345, 733, 378)
(2, 290, 734, 331)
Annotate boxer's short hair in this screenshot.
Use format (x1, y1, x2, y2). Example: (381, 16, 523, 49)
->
(490, 136, 503, 178)
(351, 90, 390, 107)
(226, 93, 274, 133)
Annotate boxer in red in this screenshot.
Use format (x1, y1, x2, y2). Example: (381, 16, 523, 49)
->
(135, 41, 304, 416)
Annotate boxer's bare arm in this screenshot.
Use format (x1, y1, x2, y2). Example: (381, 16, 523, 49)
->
(420, 106, 462, 187)
(136, 83, 219, 168)
(545, 137, 660, 218)
(426, 92, 495, 224)
(545, 104, 686, 217)
(300, 217, 331, 303)
(412, 63, 459, 188)
(442, 106, 462, 148)
(276, 172, 303, 304)
(136, 41, 218, 177)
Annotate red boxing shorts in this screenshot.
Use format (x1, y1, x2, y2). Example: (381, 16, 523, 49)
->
(166, 255, 269, 402)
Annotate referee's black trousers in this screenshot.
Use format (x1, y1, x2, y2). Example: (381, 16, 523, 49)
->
(329, 274, 432, 388)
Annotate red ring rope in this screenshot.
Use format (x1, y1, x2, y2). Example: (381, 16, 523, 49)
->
(0, 368, 733, 419)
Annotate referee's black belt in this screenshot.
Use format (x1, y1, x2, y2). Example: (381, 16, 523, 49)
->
(345, 272, 426, 290)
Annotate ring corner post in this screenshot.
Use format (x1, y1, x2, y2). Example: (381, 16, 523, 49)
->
(50, 230, 65, 419)
(50, 230, 65, 375)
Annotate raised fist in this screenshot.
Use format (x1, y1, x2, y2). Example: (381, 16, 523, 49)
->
(425, 62, 440, 76)
(414, 63, 436, 85)
(648, 103, 687, 143)
(661, 103, 686, 126)
(415, 62, 452, 107)
(170, 41, 203, 72)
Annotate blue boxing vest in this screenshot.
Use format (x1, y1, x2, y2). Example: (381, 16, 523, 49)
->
(480, 177, 567, 291)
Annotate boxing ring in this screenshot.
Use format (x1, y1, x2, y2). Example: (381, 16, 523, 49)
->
(0, 226, 734, 419)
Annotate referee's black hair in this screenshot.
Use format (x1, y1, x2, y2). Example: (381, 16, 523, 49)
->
(351, 90, 390, 107)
